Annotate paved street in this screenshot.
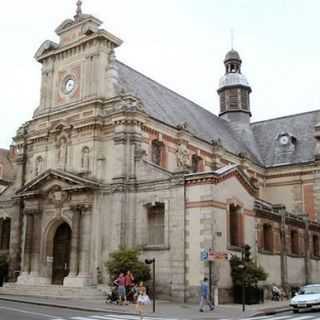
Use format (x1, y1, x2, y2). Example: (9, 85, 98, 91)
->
(0, 300, 181, 320)
(247, 311, 320, 320)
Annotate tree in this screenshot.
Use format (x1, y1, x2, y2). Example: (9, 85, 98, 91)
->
(105, 248, 151, 284)
(230, 245, 267, 288)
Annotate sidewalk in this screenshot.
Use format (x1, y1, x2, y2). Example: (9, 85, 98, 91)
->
(0, 294, 291, 319)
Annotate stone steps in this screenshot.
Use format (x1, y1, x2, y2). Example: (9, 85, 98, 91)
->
(0, 283, 106, 299)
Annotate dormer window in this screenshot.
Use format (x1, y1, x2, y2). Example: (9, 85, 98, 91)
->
(277, 132, 296, 148)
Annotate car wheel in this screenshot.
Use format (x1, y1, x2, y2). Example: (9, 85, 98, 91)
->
(293, 309, 299, 313)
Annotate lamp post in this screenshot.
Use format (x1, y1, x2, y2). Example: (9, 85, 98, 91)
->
(238, 263, 245, 312)
(145, 258, 156, 312)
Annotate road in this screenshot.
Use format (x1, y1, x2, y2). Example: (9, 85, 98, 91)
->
(248, 310, 320, 320)
(0, 300, 174, 320)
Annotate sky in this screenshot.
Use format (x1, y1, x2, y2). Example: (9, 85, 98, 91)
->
(1, 0, 320, 148)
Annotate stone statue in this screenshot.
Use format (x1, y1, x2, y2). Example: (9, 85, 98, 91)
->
(176, 143, 189, 169)
(315, 138, 320, 160)
(81, 147, 90, 170)
(58, 137, 68, 168)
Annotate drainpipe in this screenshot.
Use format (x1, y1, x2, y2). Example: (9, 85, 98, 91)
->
(304, 217, 311, 284)
(280, 208, 288, 295)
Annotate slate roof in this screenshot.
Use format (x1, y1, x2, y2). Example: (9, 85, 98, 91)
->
(251, 110, 320, 167)
(116, 61, 262, 165)
(116, 61, 319, 168)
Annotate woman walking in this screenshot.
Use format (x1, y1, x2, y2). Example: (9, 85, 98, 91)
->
(136, 281, 150, 320)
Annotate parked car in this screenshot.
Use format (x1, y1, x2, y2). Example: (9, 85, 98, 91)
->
(290, 284, 320, 313)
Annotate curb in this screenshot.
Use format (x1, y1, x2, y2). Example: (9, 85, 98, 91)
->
(0, 295, 140, 316)
(252, 307, 292, 317)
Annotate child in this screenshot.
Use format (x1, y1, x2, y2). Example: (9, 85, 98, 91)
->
(136, 281, 151, 319)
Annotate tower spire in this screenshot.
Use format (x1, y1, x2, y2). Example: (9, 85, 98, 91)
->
(75, 0, 83, 21)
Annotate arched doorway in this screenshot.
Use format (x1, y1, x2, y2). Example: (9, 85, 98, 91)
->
(52, 223, 71, 285)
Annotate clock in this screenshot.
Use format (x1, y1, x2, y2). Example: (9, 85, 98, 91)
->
(64, 78, 75, 94)
(279, 135, 289, 145)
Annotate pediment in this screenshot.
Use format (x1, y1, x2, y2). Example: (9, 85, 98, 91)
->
(34, 40, 58, 60)
(137, 160, 173, 180)
(185, 164, 258, 197)
(55, 19, 74, 34)
(16, 169, 100, 198)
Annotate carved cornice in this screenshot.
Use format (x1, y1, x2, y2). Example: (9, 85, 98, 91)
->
(70, 203, 92, 213)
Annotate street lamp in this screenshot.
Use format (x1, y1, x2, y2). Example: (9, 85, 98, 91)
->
(145, 258, 156, 312)
(238, 263, 245, 312)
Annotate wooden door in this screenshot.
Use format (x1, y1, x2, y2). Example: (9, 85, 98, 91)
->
(52, 223, 71, 285)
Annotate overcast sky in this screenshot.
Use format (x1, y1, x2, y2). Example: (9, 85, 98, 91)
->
(1, 0, 320, 148)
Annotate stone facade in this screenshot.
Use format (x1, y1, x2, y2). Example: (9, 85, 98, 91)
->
(1, 3, 320, 304)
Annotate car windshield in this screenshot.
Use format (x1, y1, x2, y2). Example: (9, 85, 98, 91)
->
(299, 286, 320, 295)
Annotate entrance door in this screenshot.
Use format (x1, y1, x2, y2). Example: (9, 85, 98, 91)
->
(52, 223, 71, 285)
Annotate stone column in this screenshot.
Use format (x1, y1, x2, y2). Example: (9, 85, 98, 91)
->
(69, 208, 81, 276)
(30, 212, 42, 277)
(23, 213, 34, 273)
(79, 208, 91, 275)
(64, 204, 92, 287)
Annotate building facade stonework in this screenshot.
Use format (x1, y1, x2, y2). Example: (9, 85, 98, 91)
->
(1, 4, 320, 303)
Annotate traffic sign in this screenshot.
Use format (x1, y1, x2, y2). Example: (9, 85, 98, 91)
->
(200, 248, 208, 261)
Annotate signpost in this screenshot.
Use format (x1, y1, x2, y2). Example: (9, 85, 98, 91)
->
(201, 249, 232, 304)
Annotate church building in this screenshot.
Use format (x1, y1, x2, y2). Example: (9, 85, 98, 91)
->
(1, 2, 320, 303)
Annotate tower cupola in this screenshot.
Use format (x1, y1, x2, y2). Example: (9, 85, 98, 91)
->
(217, 49, 252, 123)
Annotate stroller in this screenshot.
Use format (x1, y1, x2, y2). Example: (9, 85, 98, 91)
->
(271, 286, 281, 301)
(105, 286, 119, 304)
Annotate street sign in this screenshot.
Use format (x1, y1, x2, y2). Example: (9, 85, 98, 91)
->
(200, 248, 208, 261)
(208, 249, 232, 261)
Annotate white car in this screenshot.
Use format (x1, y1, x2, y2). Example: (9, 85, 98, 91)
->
(290, 284, 320, 313)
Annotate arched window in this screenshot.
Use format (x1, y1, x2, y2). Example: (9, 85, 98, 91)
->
(313, 234, 320, 257)
(0, 218, 11, 250)
(35, 156, 43, 176)
(81, 147, 90, 171)
(229, 204, 243, 247)
(191, 154, 204, 173)
(151, 140, 165, 167)
(291, 229, 299, 255)
(262, 224, 273, 252)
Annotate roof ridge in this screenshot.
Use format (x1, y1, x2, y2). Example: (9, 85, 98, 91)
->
(251, 108, 320, 125)
(116, 60, 218, 118)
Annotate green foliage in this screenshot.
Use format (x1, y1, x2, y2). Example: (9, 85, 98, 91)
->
(105, 248, 151, 284)
(230, 245, 267, 288)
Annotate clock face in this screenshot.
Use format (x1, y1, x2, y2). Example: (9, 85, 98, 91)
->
(279, 135, 289, 145)
(65, 78, 75, 94)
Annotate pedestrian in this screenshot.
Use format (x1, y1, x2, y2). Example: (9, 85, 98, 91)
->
(125, 270, 135, 302)
(136, 281, 151, 320)
(113, 272, 127, 304)
(199, 277, 214, 312)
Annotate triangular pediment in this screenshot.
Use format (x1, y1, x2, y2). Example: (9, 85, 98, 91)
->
(137, 160, 173, 180)
(185, 164, 258, 197)
(16, 169, 100, 197)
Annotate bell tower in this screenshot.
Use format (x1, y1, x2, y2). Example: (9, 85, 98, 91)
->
(33, 0, 123, 117)
(217, 49, 252, 123)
